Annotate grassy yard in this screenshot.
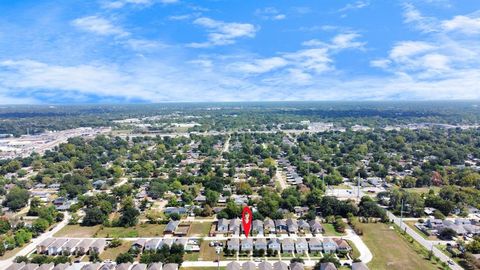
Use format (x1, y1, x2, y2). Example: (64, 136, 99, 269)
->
(346, 240, 360, 260)
(357, 222, 443, 270)
(54, 224, 101, 238)
(403, 187, 441, 195)
(322, 223, 345, 236)
(332, 184, 352, 189)
(95, 223, 166, 238)
(0, 247, 24, 259)
(100, 241, 132, 260)
(188, 222, 213, 236)
(198, 241, 224, 261)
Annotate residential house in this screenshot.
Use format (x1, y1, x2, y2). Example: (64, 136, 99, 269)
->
(267, 238, 281, 252)
(194, 195, 206, 204)
(297, 220, 310, 234)
(62, 239, 80, 255)
(226, 262, 241, 270)
(352, 262, 369, 270)
(48, 239, 68, 255)
(252, 220, 264, 235)
(81, 263, 101, 270)
(334, 239, 351, 252)
(229, 218, 241, 236)
(275, 219, 287, 233)
(131, 264, 147, 270)
(159, 239, 173, 249)
(36, 238, 55, 254)
(115, 263, 132, 270)
(254, 238, 267, 251)
(99, 264, 115, 270)
(90, 239, 107, 254)
(281, 238, 295, 253)
(52, 264, 69, 270)
(309, 220, 323, 235)
(319, 263, 337, 270)
(272, 261, 288, 270)
(164, 207, 188, 215)
(6, 263, 25, 270)
(308, 238, 323, 253)
(258, 262, 272, 270)
(162, 263, 178, 270)
(20, 264, 39, 270)
(147, 263, 162, 270)
(131, 239, 146, 252)
(242, 262, 256, 270)
(174, 238, 187, 248)
(217, 219, 229, 233)
(240, 238, 253, 252)
(77, 239, 93, 255)
(37, 263, 54, 270)
(295, 238, 309, 254)
(264, 218, 275, 234)
(286, 219, 298, 234)
(144, 239, 161, 251)
(322, 238, 338, 254)
(290, 262, 305, 270)
(227, 238, 240, 251)
(164, 220, 180, 234)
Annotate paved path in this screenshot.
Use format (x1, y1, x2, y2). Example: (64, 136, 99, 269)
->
(387, 211, 462, 270)
(0, 212, 70, 269)
(274, 169, 288, 191)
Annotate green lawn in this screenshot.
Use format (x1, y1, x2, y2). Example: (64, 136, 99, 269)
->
(357, 222, 443, 270)
(346, 240, 360, 260)
(95, 224, 166, 238)
(100, 241, 132, 260)
(322, 223, 345, 236)
(188, 222, 213, 236)
(54, 224, 101, 238)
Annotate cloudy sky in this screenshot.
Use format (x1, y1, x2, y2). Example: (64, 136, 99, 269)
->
(0, 0, 479, 104)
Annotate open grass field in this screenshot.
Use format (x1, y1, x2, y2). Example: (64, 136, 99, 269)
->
(322, 223, 345, 236)
(54, 224, 101, 238)
(0, 247, 23, 260)
(100, 241, 132, 260)
(403, 186, 441, 195)
(198, 241, 224, 261)
(357, 222, 442, 270)
(188, 222, 213, 236)
(96, 223, 166, 238)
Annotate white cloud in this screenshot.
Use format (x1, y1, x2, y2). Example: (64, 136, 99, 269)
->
(389, 41, 435, 60)
(443, 15, 480, 35)
(229, 57, 288, 74)
(331, 32, 365, 50)
(103, 0, 177, 9)
(71, 16, 129, 37)
(188, 17, 257, 48)
(402, 3, 438, 32)
(255, 7, 286, 21)
(338, 1, 370, 12)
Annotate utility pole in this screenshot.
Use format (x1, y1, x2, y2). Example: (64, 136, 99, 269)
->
(357, 173, 361, 199)
(400, 198, 404, 230)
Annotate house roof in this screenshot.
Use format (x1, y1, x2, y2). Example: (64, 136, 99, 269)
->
(52, 263, 69, 270)
(147, 263, 162, 270)
(91, 239, 107, 249)
(273, 261, 288, 270)
(37, 263, 54, 270)
(352, 262, 369, 270)
(226, 262, 241, 270)
(242, 262, 256, 270)
(320, 262, 337, 270)
(290, 262, 304, 270)
(162, 264, 178, 270)
(116, 263, 132, 270)
(131, 264, 148, 270)
(133, 239, 147, 247)
(258, 262, 272, 270)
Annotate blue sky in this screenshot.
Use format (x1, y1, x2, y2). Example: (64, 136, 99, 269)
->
(0, 0, 480, 103)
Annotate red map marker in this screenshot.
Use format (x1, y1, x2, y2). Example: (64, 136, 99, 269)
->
(242, 206, 253, 238)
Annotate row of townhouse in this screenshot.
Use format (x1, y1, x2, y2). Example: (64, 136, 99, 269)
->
(423, 218, 480, 236)
(226, 238, 350, 254)
(36, 238, 106, 256)
(130, 238, 189, 252)
(7, 262, 177, 270)
(226, 261, 369, 270)
(216, 218, 323, 236)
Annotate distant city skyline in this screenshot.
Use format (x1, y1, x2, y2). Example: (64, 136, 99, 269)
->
(1, 0, 480, 104)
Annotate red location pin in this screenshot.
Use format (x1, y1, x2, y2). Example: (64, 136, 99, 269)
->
(242, 206, 253, 238)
